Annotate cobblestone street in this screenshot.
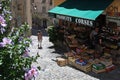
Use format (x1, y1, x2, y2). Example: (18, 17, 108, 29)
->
(29, 29, 120, 80)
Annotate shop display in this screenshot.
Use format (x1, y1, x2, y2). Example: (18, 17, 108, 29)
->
(101, 24, 120, 50)
(54, 19, 120, 74)
(100, 22, 120, 65)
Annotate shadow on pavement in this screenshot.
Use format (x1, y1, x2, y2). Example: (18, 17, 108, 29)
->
(48, 45, 55, 49)
(88, 66, 120, 80)
(49, 44, 68, 55)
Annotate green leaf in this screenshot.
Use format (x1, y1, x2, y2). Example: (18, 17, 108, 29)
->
(0, 60, 2, 65)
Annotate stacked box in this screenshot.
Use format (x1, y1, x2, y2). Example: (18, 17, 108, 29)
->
(64, 52, 74, 57)
(57, 58, 68, 67)
(92, 68, 106, 74)
(92, 63, 105, 70)
(100, 59, 112, 67)
(69, 44, 78, 48)
(105, 64, 115, 72)
(68, 57, 76, 65)
(67, 35, 76, 39)
(92, 63, 106, 74)
(89, 59, 100, 64)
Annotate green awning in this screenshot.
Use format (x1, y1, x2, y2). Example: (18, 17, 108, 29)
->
(48, 0, 113, 20)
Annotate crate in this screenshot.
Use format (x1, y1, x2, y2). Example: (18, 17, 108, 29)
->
(68, 57, 76, 64)
(69, 44, 78, 48)
(100, 60, 112, 67)
(68, 57, 92, 72)
(68, 56, 92, 72)
(105, 64, 115, 72)
(75, 63, 92, 72)
(92, 63, 105, 70)
(64, 52, 73, 57)
(89, 59, 100, 64)
(85, 49, 95, 54)
(92, 68, 106, 74)
(57, 58, 68, 67)
(67, 35, 76, 39)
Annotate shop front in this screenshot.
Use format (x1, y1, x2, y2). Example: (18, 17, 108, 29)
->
(48, 0, 118, 73)
(49, 0, 113, 26)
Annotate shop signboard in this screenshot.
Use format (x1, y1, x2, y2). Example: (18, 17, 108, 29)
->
(56, 15, 72, 22)
(56, 14, 94, 26)
(75, 18, 93, 27)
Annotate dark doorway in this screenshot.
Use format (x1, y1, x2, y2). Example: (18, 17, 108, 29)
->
(95, 14, 106, 27)
(43, 19, 47, 28)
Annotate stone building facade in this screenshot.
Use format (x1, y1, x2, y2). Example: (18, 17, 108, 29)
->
(105, 0, 120, 26)
(31, 0, 66, 29)
(11, 0, 32, 28)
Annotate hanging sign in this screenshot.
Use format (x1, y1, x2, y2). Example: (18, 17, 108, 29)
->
(56, 14, 94, 26)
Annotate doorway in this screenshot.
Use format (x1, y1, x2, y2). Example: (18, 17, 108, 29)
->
(43, 19, 47, 28)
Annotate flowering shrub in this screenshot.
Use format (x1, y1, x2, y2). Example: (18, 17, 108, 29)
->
(0, 0, 40, 80)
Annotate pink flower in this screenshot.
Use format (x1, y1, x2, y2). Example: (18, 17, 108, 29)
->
(0, 42, 6, 47)
(22, 48, 30, 57)
(0, 37, 12, 47)
(22, 52, 29, 57)
(24, 66, 39, 80)
(24, 73, 29, 80)
(2, 37, 12, 45)
(0, 15, 7, 34)
(0, 15, 6, 27)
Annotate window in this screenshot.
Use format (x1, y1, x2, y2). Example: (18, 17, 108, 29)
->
(42, 0, 46, 3)
(17, 4, 22, 10)
(50, 0, 52, 5)
(42, 6, 46, 13)
(31, 0, 34, 3)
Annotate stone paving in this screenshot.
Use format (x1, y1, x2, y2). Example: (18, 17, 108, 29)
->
(29, 36, 99, 80)
(29, 29, 120, 80)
